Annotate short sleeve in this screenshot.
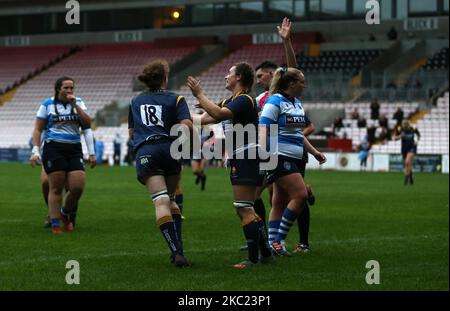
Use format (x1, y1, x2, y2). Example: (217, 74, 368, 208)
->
(128, 104, 134, 129)
(224, 94, 254, 117)
(76, 98, 88, 112)
(36, 100, 48, 120)
(175, 96, 191, 121)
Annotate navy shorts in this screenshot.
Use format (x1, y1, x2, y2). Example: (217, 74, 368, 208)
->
(266, 155, 303, 184)
(402, 146, 417, 159)
(135, 140, 181, 185)
(228, 159, 263, 187)
(298, 158, 307, 178)
(42, 141, 84, 174)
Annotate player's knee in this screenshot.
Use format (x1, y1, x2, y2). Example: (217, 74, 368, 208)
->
(152, 190, 170, 210)
(292, 188, 308, 205)
(49, 184, 65, 194)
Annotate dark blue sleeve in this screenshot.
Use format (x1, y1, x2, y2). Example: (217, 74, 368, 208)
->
(128, 105, 134, 129)
(224, 95, 254, 117)
(176, 96, 191, 122)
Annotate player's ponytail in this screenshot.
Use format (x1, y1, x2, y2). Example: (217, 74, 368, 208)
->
(138, 59, 169, 91)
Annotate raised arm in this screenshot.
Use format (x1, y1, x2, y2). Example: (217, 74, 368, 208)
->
(278, 17, 298, 68)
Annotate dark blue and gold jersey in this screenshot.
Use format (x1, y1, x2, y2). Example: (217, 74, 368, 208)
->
(396, 125, 420, 149)
(219, 92, 259, 155)
(128, 90, 191, 151)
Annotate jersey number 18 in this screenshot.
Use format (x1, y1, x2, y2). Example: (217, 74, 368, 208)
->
(140, 104, 163, 127)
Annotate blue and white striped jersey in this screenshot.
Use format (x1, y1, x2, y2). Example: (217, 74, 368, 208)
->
(259, 93, 309, 160)
(36, 97, 89, 144)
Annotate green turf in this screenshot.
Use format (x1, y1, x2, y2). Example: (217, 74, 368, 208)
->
(0, 163, 448, 290)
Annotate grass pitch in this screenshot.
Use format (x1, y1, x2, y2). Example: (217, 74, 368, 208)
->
(0, 163, 448, 290)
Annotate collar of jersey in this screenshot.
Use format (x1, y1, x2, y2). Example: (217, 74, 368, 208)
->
(231, 90, 247, 101)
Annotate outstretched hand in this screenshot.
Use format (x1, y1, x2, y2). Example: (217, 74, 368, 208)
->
(187, 76, 203, 98)
(277, 17, 292, 40)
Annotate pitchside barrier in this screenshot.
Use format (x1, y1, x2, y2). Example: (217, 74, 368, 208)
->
(1, 147, 448, 174)
(305, 152, 449, 173)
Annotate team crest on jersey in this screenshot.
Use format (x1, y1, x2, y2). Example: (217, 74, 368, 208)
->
(47, 161, 52, 168)
(140, 157, 149, 165)
(283, 161, 291, 170)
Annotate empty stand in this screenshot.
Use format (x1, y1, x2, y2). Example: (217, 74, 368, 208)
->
(0, 45, 74, 91)
(0, 42, 197, 147)
(176, 42, 302, 108)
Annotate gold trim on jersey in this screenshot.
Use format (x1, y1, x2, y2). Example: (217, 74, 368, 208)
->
(176, 95, 184, 108)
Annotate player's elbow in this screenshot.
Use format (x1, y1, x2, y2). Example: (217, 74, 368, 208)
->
(180, 119, 193, 131)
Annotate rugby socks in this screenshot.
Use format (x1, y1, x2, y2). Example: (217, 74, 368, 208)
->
(409, 171, 414, 185)
(200, 175, 206, 191)
(254, 198, 266, 227)
(257, 218, 272, 258)
(51, 218, 61, 228)
(404, 175, 409, 185)
(242, 220, 260, 264)
(172, 213, 183, 255)
(194, 173, 201, 185)
(277, 208, 299, 242)
(70, 203, 78, 227)
(298, 204, 310, 247)
(61, 204, 78, 227)
(157, 216, 180, 256)
(175, 194, 184, 214)
(268, 220, 281, 244)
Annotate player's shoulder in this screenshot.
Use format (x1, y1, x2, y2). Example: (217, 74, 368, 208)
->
(75, 97, 86, 106)
(219, 97, 230, 107)
(234, 93, 255, 105)
(162, 90, 181, 99)
(256, 91, 268, 101)
(41, 97, 54, 106)
(265, 93, 283, 106)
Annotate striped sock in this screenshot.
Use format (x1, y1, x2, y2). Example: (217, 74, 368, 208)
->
(51, 218, 60, 228)
(277, 208, 299, 242)
(268, 220, 281, 244)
